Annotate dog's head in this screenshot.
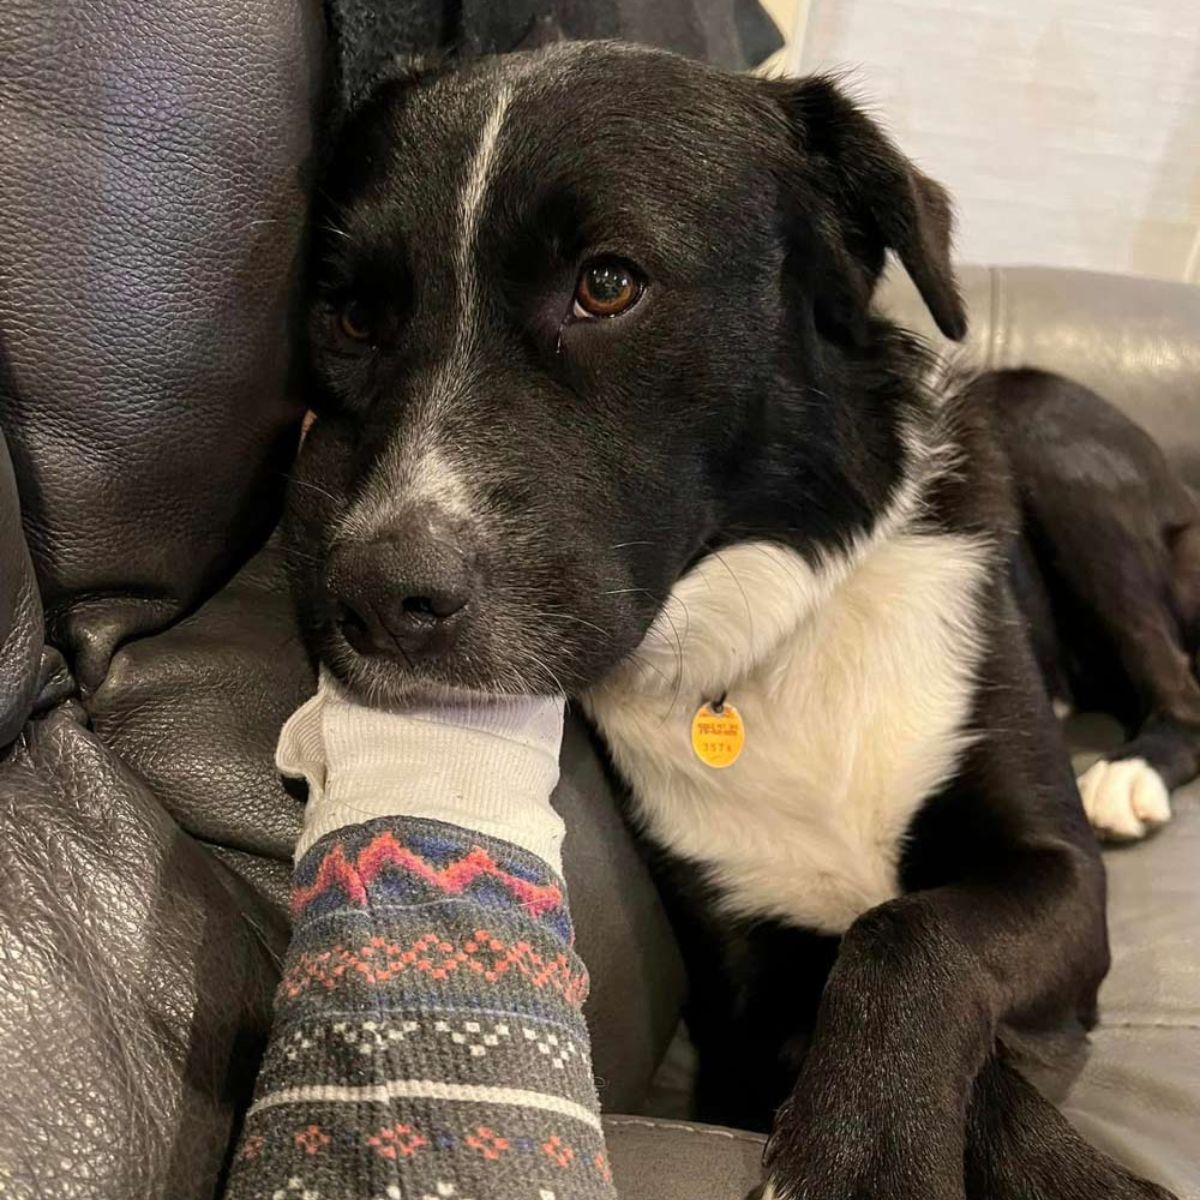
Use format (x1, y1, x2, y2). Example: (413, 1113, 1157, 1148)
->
(286, 42, 963, 701)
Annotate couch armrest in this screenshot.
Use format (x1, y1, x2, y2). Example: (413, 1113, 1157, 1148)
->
(0, 428, 42, 746)
(878, 265, 1200, 487)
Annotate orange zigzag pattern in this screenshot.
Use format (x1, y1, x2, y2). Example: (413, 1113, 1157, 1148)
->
(280, 929, 588, 1006)
(292, 832, 564, 918)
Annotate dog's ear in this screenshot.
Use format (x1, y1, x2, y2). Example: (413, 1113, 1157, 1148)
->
(768, 75, 967, 342)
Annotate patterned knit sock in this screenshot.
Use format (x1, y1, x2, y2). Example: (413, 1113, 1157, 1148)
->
(224, 679, 614, 1200)
(225, 818, 614, 1200)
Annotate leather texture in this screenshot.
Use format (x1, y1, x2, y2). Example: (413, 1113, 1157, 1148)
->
(87, 544, 315, 883)
(605, 1116, 766, 1200)
(878, 265, 1200, 487)
(0, 704, 286, 1200)
(329, 0, 780, 108)
(0, 0, 322, 689)
(0, 430, 42, 747)
(1063, 721, 1200, 1199)
(557, 716, 688, 1112)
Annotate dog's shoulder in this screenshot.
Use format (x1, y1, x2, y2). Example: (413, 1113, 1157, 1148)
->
(923, 365, 1021, 544)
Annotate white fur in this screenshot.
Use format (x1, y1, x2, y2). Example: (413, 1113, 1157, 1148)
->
(402, 444, 474, 518)
(584, 518, 991, 935)
(1077, 757, 1171, 842)
(456, 81, 513, 293)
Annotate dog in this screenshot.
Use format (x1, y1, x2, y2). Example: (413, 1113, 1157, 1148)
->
(989, 368, 1200, 841)
(283, 42, 1185, 1199)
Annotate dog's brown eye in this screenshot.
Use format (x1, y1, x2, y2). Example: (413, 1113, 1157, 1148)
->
(338, 299, 373, 342)
(573, 259, 643, 319)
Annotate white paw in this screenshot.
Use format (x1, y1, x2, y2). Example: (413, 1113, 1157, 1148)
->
(1077, 757, 1171, 841)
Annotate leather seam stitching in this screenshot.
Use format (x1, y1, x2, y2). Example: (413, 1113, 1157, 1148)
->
(1096, 1020, 1200, 1031)
(603, 1117, 766, 1145)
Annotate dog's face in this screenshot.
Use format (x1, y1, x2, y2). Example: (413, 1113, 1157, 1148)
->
(287, 43, 963, 701)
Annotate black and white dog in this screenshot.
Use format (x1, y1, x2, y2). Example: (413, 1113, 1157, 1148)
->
(992, 368, 1200, 840)
(285, 42, 1193, 1200)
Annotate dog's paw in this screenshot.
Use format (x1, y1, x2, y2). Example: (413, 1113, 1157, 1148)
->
(1077, 757, 1171, 841)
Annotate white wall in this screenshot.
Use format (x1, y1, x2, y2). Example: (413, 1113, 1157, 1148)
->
(763, 0, 1200, 282)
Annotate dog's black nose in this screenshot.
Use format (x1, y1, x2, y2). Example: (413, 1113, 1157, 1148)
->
(327, 525, 476, 663)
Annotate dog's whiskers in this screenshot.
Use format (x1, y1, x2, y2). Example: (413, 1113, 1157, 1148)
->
(279, 545, 323, 567)
(532, 611, 610, 640)
(284, 475, 343, 505)
(645, 596, 687, 721)
(525, 650, 567, 697)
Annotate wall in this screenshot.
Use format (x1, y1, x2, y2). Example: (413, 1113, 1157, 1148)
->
(761, 0, 1200, 281)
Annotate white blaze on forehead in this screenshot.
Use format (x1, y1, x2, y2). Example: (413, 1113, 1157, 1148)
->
(456, 79, 515, 319)
(341, 76, 522, 542)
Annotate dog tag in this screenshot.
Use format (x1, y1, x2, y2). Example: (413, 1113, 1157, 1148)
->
(691, 700, 745, 768)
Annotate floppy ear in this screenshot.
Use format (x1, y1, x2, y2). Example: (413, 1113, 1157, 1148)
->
(768, 75, 967, 342)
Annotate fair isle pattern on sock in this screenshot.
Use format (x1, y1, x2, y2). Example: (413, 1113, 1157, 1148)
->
(224, 818, 614, 1200)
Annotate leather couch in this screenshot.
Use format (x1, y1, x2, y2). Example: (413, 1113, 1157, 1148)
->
(1, 2, 1197, 1195)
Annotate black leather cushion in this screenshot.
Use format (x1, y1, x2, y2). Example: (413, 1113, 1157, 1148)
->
(87, 544, 314, 889)
(605, 1116, 764, 1200)
(1, 431, 42, 746)
(0, 704, 287, 1200)
(1063, 719, 1200, 1199)
(557, 717, 687, 1111)
(0, 0, 323, 688)
(329, 0, 780, 107)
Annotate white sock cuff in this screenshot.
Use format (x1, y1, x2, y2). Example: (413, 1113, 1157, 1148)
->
(278, 672, 567, 872)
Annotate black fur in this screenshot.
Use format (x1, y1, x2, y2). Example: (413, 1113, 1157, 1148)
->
(283, 43, 1181, 1200)
(993, 368, 1200, 791)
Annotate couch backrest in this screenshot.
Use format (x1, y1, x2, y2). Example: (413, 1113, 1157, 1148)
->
(880, 265, 1200, 489)
(0, 0, 324, 689)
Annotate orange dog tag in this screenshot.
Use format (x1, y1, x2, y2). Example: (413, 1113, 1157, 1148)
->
(691, 700, 745, 768)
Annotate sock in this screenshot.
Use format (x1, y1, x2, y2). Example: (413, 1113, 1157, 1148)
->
(278, 670, 566, 873)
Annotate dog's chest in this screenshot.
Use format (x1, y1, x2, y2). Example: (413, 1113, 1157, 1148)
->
(583, 533, 990, 935)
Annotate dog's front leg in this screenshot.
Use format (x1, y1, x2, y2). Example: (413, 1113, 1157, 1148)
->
(762, 840, 1109, 1200)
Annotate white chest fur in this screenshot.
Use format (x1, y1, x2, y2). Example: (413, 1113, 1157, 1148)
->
(582, 531, 991, 935)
